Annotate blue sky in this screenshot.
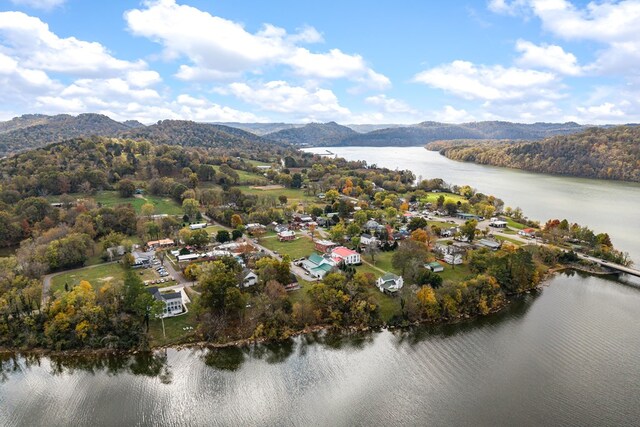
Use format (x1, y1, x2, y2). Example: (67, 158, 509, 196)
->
(1, 0, 639, 124)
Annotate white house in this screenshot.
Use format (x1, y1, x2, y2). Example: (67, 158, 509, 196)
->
(331, 246, 361, 265)
(376, 273, 404, 294)
(148, 287, 184, 318)
(189, 223, 208, 230)
(444, 254, 463, 265)
(241, 269, 258, 288)
(360, 234, 377, 246)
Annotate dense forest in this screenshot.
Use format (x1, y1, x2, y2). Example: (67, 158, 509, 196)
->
(121, 120, 286, 153)
(427, 126, 640, 182)
(0, 113, 141, 155)
(0, 114, 284, 156)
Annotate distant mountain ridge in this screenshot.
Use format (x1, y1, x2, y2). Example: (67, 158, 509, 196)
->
(254, 120, 588, 147)
(0, 114, 285, 156)
(337, 121, 586, 147)
(213, 122, 304, 136)
(265, 121, 358, 146)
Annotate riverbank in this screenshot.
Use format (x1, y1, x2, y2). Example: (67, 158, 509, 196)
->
(0, 270, 557, 357)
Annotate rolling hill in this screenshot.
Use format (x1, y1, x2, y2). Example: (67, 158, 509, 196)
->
(264, 121, 358, 146)
(0, 113, 137, 155)
(427, 126, 640, 182)
(120, 120, 288, 153)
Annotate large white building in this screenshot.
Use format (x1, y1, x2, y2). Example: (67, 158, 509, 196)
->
(331, 246, 361, 265)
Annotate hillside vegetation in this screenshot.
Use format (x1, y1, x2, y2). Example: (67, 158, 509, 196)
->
(338, 121, 585, 147)
(258, 120, 586, 147)
(427, 126, 640, 182)
(0, 113, 135, 155)
(265, 121, 358, 145)
(0, 115, 287, 156)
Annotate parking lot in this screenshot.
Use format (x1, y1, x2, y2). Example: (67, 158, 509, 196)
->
(142, 256, 179, 287)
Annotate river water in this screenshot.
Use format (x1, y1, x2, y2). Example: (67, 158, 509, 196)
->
(305, 146, 640, 263)
(2, 147, 640, 426)
(1, 273, 640, 426)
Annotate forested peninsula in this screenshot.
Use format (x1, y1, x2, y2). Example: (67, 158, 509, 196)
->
(0, 131, 630, 353)
(427, 126, 640, 182)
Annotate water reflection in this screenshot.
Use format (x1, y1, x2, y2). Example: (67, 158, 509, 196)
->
(0, 350, 174, 383)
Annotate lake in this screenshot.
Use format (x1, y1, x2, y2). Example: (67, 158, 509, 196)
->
(2, 273, 640, 426)
(305, 146, 640, 263)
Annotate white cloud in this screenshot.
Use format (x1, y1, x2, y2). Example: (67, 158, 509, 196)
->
(365, 95, 416, 114)
(515, 39, 581, 75)
(576, 102, 625, 121)
(432, 105, 475, 123)
(490, 0, 640, 75)
(223, 80, 351, 121)
(413, 60, 559, 102)
(125, 0, 388, 88)
(174, 95, 264, 123)
(10, 0, 66, 10)
(488, 0, 530, 15)
(0, 12, 145, 77)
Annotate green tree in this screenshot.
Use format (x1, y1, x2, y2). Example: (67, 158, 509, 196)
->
(199, 260, 240, 311)
(216, 230, 231, 243)
(460, 219, 478, 242)
(118, 179, 136, 198)
(182, 198, 199, 220)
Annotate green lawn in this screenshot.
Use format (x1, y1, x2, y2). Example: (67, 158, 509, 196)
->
(148, 309, 198, 347)
(504, 217, 526, 230)
(259, 236, 316, 259)
(421, 192, 466, 204)
(438, 263, 474, 283)
(366, 251, 398, 274)
(365, 287, 401, 323)
(236, 186, 316, 203)
(203, 224, 228, 234)
(49, 191, 182, 215)
(51, 262, 126, 292)
(243, 158, 272, 166)
(212, 165, 267, 185)
(428, 220, 455, 229)
(495, 235, 525, 246)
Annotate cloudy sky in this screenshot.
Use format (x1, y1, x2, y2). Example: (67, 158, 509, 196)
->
(1, 0, 639, 124)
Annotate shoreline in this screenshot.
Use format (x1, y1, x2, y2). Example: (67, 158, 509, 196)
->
(0, 266, 616, 358)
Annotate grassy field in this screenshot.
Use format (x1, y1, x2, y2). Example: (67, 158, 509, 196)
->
(495, 235, 525, 246)
(421, 192, 466, 204)
(243, 158, 272, 166)
(213, 165, 267, 185)
(49, 191, 182, 215)
(51, 262, 176, 293)
(259, 236, 316, 259)
(365, 251, 398, 274)
(148, 309, 198, 347)
(366, 287, 401, 323)
(236, 186, 317, 203)
(504, 217, 526, 230)
(438, 263, 474, 283)
(203, 224, 228, 235)
(51, 262, 126, 292)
